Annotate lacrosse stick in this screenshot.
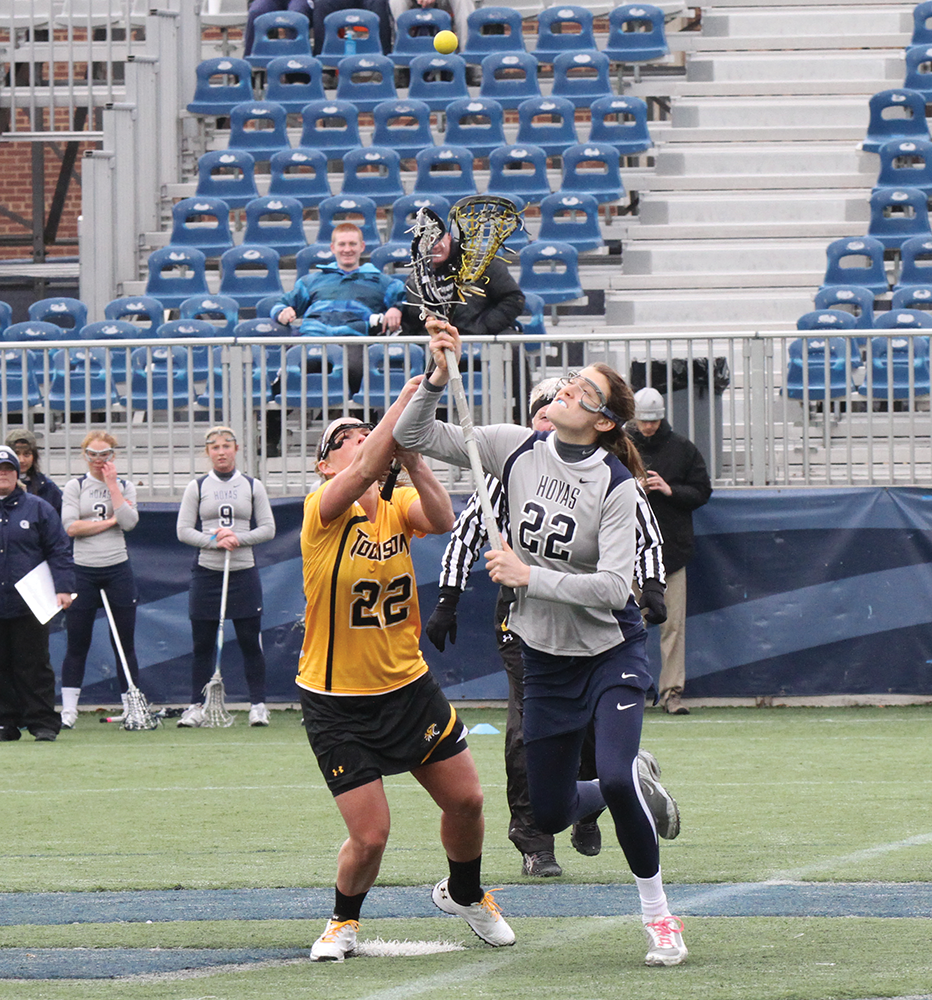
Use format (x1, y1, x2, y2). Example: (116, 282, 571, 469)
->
(201, 548, 235, 727)
(99, 589, 159, 731)
(408, 197, 522, 589)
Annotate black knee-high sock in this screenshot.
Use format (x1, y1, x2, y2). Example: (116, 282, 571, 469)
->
(333, 887, 367, 922)
(447, 855, 483, 906)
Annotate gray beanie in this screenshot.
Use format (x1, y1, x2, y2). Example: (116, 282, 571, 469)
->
(634, 387, 665, 421)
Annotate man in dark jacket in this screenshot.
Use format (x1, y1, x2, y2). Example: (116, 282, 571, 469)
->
(0, 445, 74, 741)
(628, 388, 712, 715)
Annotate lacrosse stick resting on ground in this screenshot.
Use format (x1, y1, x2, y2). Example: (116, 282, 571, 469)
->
(202, 548, 235, 727)
(99, 589, 159, 731)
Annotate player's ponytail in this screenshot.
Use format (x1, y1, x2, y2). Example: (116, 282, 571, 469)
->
(590, 363, 646, 481)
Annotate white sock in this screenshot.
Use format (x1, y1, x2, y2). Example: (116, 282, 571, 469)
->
(635, 871, 670, 923)
(61, 687, 80, 713)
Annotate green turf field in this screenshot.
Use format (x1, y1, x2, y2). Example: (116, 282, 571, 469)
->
(2, 704, 931, 999)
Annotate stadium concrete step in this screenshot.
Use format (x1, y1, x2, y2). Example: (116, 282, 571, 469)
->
(654, 141, 872, 178)
(604, 287, 815, 328)
(696, 5, 911, 38)
(686, 49, 903, 83)
(670, 95, 871, 131)
(620, 235, 828, 277)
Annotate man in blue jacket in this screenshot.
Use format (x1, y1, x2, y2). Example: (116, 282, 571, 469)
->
(0, 445, 75, 741)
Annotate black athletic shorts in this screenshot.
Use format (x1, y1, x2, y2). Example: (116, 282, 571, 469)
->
(300, 671, 468, 796)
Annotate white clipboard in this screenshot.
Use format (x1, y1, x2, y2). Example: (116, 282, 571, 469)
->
(14, 561, 64, 625)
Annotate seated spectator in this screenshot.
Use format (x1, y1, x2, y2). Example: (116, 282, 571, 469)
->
(312, 0, 394, 56)
(244, 0, 314, 58)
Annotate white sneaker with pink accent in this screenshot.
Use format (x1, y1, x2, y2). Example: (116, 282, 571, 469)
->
(643, 915, 688, 966)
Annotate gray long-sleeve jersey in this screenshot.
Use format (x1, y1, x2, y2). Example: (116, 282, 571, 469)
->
(395, 381, 641, 656)
(61, 474, 139, 567)
(176, 469, 275, 572)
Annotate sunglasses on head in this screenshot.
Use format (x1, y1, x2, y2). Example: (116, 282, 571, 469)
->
(319, 422, 375, 461)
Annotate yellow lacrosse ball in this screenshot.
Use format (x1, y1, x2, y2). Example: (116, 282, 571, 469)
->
(433, 30, 458, 54)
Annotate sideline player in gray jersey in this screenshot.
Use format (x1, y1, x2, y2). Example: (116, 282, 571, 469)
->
(176, 427, 276, 727)
(425, 377, 678, 880)
(60, 432, 142, 728)
(394, 321, 688, 968)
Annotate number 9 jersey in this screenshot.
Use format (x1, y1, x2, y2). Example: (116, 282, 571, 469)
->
(297, 483, 429, 696)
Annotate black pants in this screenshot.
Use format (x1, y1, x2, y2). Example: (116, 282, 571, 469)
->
(0, 614, 60, 735)
(190, 615, 267, 705)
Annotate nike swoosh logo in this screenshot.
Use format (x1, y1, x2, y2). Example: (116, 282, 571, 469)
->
(617, 703, 636, 711)
(621, 673, 637, 680)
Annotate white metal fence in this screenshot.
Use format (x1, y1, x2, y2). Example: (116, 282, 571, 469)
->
(1, 329, 930, 499)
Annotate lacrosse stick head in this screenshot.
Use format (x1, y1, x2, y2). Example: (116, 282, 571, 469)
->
(409, 207, 459, 319)
(202, 672, 235, 728)
(449, 195, 523, 293)
(120, 687, 160, 731)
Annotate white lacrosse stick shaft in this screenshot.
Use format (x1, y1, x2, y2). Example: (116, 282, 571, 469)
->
(214, 548, 231, 676)
(100, 588, 136, 692)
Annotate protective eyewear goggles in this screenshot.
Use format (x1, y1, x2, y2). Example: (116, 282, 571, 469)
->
(319, 421, 375, 461)
(85, 448, 115, 460)
(557, 372, 624, 426)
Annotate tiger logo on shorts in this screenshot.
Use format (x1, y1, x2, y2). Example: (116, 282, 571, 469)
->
(423, 723, 440, 743)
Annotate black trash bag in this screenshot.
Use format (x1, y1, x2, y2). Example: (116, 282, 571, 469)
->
(629, 357, 730, 397)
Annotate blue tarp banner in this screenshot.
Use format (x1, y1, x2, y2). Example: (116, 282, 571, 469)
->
(48, 488, 932, 703)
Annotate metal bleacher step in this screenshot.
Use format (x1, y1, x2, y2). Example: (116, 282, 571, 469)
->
(604, 287, 816, 328)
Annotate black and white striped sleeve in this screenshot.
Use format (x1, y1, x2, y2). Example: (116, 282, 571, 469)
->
(438, 474, 507, 591)
(634, 482, 665, 588)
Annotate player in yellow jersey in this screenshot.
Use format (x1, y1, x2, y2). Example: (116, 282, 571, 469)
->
(298, 379, 515, 961)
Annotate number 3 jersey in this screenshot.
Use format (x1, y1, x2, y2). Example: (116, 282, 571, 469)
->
(61, 474, 139, 567)
(297, 483, 429, 696)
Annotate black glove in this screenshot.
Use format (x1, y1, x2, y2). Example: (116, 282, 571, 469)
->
(425, 586, 461, 651)
(639, 579, 667, 625)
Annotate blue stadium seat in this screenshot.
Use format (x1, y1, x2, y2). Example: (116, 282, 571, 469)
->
(169, 197, 235, 259)
(28, 296, 87, 332)
(872, 308, 932, 330)
(891, 284, 932, 310)
(912, 0, 932, 45)
(334, 53, 398, 112)
(145, 247, 211, 310)
(318, 8, 382, 69)
(267, 148, 331, 208)
(862, 89, 931, 155)
(866, 187, 932, 250)
(785, 337, 857, 400)
(218, 245, 285, 309)
(893, 235, 932, 289)
(460, 6, 527, 65)
(254, 295, 282, 319)
(126, 344, 191, 410)
(245, 10, 311, 70)
(299, 100, 362, 160)
(353, 341, 426, 407)
(390, 6, 451, 66)
(234, 316, 290, 337)
(197, 343, 277, 411)
(187, 57, 253, 116)
(796, 309, 857, 332)
(179, 294, 241, 336)
(874, 139, 932, 197)
(517, 291, 547, 342)
(3, 321, 70, 344)
(79, 321, 149, 381)
(518, 241, 584, 304)
(531, 5, 596, 62)
(813, 285, 876, 329)
(903, 45, 932, 104)
(0, 347, 43, 410)
(587, 95, 653, 156)
(551, 51, 613, 109)
(313, 195, 381, 250)
(412, 144, 477, 200)
(0, 300, 11, 336)
(407, 53, 470, 111)
(195, 150, 260, 210)
(479, 51, 541, 110)
(47, 347, 120, 412)
(369, 242, 413, 269)
(155, 319, 216, 380)
(340, 145, 405, 207)
(227, 101, 291, 165)
(859, 334, 931, 398)
(104, 295, 165, 331)
(443, 98, 507, 158)
(242, 195, 309, 256)
(604, 4, 669, 64)
(485, 143, 551, 209)
(559, 143, 625, 205)
(275, 342, 347, 407)
(820, 237, 889, 297)
(296, 244, 336, 273)
(371, 99, 435, 159)
(537, 192, 603, 252)
(263, 55, 326, 113)
(515, 96, 577, 157)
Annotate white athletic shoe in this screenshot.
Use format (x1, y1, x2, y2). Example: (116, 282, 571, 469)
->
(431, 877, 515, 947)
(177, 704, 205, 728)
(644, 915, 688, 966)
(310, 918, 358, 961)
(249, 703, 270, 726)
(59, 708, 77, 729)
(637, 749, 681, 840)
